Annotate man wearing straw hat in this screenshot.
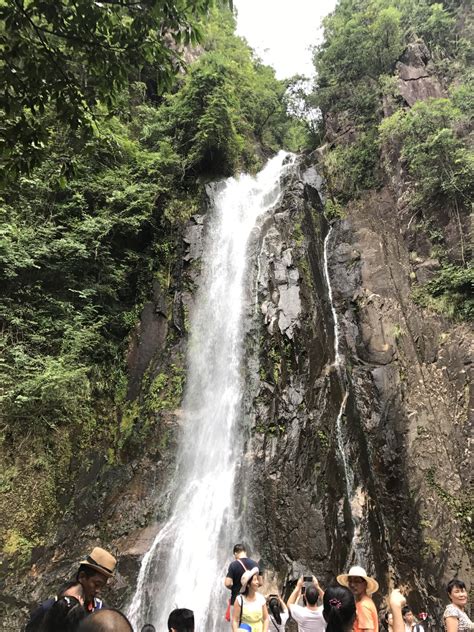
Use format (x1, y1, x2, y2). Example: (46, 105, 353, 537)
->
(76, 546, 117, 613)
(337, 566, 379, 632)
(24, 546, 116, 631)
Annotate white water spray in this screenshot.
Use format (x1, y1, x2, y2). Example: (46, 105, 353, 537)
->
(128, 151, 294, 631)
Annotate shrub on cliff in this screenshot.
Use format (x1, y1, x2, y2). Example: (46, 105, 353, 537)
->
(379, 95, 473, 213)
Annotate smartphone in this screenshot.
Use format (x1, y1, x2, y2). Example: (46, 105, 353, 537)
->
(301, 586, 306, 594)
(303, 576, 312, 582)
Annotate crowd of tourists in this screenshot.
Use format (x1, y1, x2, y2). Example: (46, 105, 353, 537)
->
(23, 545, 472, 632)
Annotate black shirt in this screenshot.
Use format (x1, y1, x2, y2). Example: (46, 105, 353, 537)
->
(226, 557, 258, 605)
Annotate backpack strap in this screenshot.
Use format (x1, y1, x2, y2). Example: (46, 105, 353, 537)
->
(237, 559, 248, 571)
(239, 595, 243, 627)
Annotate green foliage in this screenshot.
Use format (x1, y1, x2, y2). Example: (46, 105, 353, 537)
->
(324, 130, 381, 202)
(324, 199, 346, 221)
(141, 9, 303, 175)
(0, 4, 302, 555)
(146, 365, 185, 414)
(0, 0, 215, 179)
(379, 96, 473, 210)
(311, 0, 470, 207)
(412, 264, 474, 321)
(313, 0, 405, 118)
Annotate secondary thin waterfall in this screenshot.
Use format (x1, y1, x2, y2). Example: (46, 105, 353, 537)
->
(323, 228, 362, 565)
(128, 151, 294, 631)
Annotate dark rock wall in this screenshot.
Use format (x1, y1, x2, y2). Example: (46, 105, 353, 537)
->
(239, 158, 471, 615)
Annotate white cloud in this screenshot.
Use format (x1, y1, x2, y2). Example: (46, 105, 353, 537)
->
(234, 0, 337, 79)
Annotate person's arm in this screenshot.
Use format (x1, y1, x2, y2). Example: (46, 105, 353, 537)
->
(278, 595, 288, 612)
(262, 603, 269, 632)
(225, 564, 234, 589)
(232, 596, 242, 632)
(389, 589, 407, 632)
(312, 576, 324, 600)
(287, 577, 304, 606)
(445, 617, 459, 632)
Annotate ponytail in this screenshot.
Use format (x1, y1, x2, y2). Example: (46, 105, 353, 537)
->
(268, 598, 282, 625)
(323, 586, 356, 632)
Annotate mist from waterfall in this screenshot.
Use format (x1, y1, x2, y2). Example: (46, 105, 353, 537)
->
(128, 151, 295, 631)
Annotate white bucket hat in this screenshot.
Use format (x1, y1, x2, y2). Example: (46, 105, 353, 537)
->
(336, 566, 379, 595)
(240, 567, 260, 592)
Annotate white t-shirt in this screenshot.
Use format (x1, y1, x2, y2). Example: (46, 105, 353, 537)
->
(290, 604, 326, 632)
(269, 611, 289, 632)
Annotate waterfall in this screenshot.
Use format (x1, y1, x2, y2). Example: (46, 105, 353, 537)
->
(128, 151, 295, 631)
(323, 227, 362, 565)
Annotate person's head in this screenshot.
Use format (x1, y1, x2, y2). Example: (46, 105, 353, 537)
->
(268, 597, 282, 625)
(76, 547, 116, 602)
(233, 543, 247, 558)
(402, 607, 414, 625)
(446, 579, 468, 609)
(76, 566, 108, 601)
(141, 626, 156, 632)
(240, 567, 260, 596)
(337, 566, 378, 601)
(39, 595, 86, 632)
(77, 608, 133, 632)
(167, 608, 194, 632)
(323, 586, 357, 632)
(384, 612, 394, 628)
(305, 585, 319, 607)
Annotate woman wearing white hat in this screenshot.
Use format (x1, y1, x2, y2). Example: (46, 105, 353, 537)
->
(336, 566, 379, 632)
(232, 567, 269, 632)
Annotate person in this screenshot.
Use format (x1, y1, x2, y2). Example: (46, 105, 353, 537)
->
(337, 566, 379, 632)
(232, 567, 269, 632)
(25, 547, 116, 631)
(443, 579, 474, 632)
(323, 585, 357, 632)
(25, 581, 85, 631)
(383, 612, 394, 632)
(287, 576, 325, 632)
(76, 547, 117, 613)
(142, 625, 156, 632)
(402, 607, 424, 632)
(267, 594, 289, 632)
(38, 595, 86, 632)
(168, 608, 195, 632)
(225, 544, 261, 611)
(77, 608, 133, 631)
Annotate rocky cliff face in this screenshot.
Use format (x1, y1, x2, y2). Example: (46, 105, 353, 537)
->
(3, 42, 471, 631)
(239, 156, 471, 616)
(237, 35, 471, 616)
(5, 161, 470, 630)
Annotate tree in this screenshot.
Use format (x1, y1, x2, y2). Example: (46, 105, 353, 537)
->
(0, 0, 214, 179)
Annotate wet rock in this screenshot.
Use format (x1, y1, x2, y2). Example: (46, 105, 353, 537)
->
(242, 159, 471, 611)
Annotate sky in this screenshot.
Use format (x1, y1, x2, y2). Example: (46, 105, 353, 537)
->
(233, 0, 338, 80)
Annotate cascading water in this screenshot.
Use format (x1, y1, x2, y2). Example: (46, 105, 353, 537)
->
(323, 228, 362, 565)
(128, 151, 295, 631)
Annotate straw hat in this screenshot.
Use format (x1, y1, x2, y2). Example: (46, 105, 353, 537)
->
(79, 547, 116, 578)
(336, 566, 379, 595)
(240, 567, 260, 592)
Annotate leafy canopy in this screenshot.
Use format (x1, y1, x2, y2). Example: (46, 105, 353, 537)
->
(0, 0, 215, 179)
